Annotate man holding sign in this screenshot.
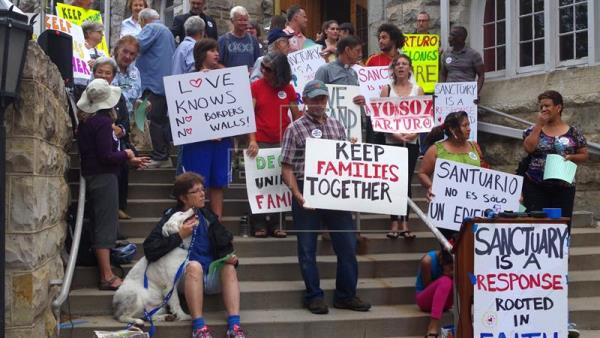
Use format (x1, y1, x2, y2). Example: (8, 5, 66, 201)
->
(281, 80, 371, 315)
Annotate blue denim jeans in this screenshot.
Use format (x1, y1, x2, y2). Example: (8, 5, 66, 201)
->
(292, 182, 358, 302)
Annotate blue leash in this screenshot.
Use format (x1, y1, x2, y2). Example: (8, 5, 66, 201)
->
(141, 211, 205, 337)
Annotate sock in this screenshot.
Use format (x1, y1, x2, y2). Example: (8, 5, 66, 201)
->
(192, 317, 205, 331)
(227, 315, 240, 330)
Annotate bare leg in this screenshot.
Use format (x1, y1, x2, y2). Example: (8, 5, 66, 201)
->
(184, 261, 205, 318)
(209, 188, 224, 220)
(220, 264, 240, 315)
(96, 248, 120, 284)
(427, 318, 441, 335)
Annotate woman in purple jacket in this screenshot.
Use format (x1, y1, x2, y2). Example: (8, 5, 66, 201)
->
(77, 79, 149, 290)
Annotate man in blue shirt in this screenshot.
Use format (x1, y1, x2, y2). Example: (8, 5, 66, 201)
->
(136, 8, 176, 168)
(172, 16, 205, 75)
(217, 6, 261, 71)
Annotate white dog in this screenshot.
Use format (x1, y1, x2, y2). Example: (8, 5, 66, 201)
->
(113, 208, 195, 325)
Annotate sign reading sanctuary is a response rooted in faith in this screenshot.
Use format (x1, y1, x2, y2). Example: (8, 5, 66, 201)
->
(164, 66, 256, 145)
(303, 139, 408, 215)
(473, 223, 569, 338)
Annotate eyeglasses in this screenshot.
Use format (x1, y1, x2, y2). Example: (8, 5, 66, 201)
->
(187, 188, 204, 195)
(261, 63, 273, 72)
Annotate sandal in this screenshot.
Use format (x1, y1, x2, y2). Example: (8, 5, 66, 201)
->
(399, 230, 416, 239)
(254, 228, 268, 238)
(99, 276, 122, 291)
(271, 229, 287, 238)
(386, 231, 400, 239)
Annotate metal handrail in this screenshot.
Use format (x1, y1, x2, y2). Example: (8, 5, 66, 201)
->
(479, 105, 600, 155)
(52, 175, 85, 333)
(407, 198, 453, 253)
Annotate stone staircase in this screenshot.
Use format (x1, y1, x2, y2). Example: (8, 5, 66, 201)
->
(60, 157, 600, 337)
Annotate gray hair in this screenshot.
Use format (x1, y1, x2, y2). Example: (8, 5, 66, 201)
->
(81, 21, 104, 38)
(92, 56, 118, 75)
(184, 16, 205, 37)
(230, 6, 248, 20)
(139, 8, 160, 23)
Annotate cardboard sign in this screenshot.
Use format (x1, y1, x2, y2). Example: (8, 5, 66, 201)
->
(474, 223, 569, 338)
(45, 15, 91, 80)
(428, 159, 523, 231)
(325, 85, 362, 142)
(288, 45, 326, 106)
(369, 95, 435, 133)
(353, 65, 392, 116)
(434, 81, 478, 140)
(403, 34, 440, 93)
(303, 139, 408, 215)
(164, 66, 256, 145)
(56, 3, 109, 56)
(244, 148, 292, 214)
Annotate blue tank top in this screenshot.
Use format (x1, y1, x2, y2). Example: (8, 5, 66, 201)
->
(188, 212, 213, 274)
(415, 250, 441, 292)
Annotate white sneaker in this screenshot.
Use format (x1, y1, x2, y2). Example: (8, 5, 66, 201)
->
(145, 159, 172, 169)
(568, 323, 580, 338)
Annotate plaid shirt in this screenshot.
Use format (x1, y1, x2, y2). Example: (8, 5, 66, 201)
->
(281, 113, 347, 179)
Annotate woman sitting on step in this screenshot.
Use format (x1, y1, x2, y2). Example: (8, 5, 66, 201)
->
(415, 249, 454, 338)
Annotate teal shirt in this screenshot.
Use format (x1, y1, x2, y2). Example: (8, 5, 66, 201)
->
(415, 250, 441, 292)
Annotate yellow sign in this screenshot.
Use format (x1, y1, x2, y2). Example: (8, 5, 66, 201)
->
(403, 34, 439, 94)
(56, 2, 109, 56)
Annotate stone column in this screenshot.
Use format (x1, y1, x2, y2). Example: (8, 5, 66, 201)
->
(4, 42, 72, 338)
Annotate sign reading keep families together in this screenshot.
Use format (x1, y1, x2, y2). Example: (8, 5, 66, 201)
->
(303, 139, 408, 215)
(474, 223, 569, 337)
(45, 15, 90, 80)
(56, 2, 110, 56)
(164, 66, 256, 145)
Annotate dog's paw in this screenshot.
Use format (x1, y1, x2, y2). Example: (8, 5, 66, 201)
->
(153, 314, 174, 322)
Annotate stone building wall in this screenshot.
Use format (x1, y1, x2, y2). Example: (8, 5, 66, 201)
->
(4, 42, 72, 338)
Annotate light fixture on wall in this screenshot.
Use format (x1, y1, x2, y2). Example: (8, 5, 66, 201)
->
(0, 5, 34, 335)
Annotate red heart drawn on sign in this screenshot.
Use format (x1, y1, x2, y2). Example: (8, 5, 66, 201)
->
(185, 128, 193, 134)
(189, 78, 202, 88)
(185, 116, 193, 122)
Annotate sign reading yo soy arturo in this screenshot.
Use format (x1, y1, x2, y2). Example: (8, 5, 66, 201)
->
(164, 66, 256, 145)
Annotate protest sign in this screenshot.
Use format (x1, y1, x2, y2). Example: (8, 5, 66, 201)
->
(325, 85, 362, 142)
(473, 223, 568, 338)
(353, 65, 392, 116)
(164, 66, 256, 145)
(428, 159, 522, 231)
(303, 139, 408, 215)
(244, 148, 292, 214)
(56, 2, 109, 56)
(434, 81, 478, 140)
(287, 45, 326, 105)
(403, 34, 440, 93)
(45, 15, 91, 80)
(369, 95, 434, 133)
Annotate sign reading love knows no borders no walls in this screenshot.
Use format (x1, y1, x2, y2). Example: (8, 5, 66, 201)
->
(163, 66, 257, 145)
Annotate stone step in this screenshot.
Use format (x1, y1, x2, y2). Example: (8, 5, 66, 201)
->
(58, 296, 600, 338)
(70, 245, 600, 289)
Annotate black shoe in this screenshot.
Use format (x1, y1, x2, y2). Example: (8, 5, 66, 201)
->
(304, 298, 329, 314)
(333, 296, 371, 312)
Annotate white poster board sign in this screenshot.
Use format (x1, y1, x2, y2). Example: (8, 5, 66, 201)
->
(243, 148, 291, 214)
(325, 85, 362, 142)
(288, 45, 326, 106)
(474, 223, 569, 338)
(303, 138, 408, 215)
(428, 159, 523, 231)
(434, 81, 478, 140)
(353, 65, 392, 116)
(164, 66, 256, 145)
(369, 95, 435, 133)
(44, 15, 90, 80)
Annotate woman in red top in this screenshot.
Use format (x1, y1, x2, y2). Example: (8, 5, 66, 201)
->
(247, 52, 301, 238)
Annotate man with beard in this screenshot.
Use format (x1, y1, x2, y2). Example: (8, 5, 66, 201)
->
(365, 23, 405, 67)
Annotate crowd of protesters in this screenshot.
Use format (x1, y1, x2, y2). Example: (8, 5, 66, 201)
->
(68, 1, 589, 337)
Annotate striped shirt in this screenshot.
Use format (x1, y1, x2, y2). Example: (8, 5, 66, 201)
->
(281, 113, 347, 179)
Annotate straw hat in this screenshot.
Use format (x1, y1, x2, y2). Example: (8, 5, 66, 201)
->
(77, 79, 121, 114)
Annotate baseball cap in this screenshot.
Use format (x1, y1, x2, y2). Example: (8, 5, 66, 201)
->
(267, 28, 293, 45)
(302, 80, 329, 98)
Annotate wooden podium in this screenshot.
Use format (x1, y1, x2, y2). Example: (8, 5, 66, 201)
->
(452, 217, 570, 338)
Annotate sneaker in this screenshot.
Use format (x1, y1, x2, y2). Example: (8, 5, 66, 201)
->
(192, 326, 213, 338)
(568, 323, 580, 338)
(333, 296, 371, 312)
(226, 324, 246, 338)
(304, 297, 329, 314)
(145, 159, 172, 169)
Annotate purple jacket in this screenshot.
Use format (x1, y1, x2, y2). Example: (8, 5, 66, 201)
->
(77, 112, 128, 176)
